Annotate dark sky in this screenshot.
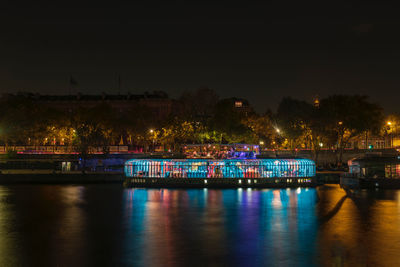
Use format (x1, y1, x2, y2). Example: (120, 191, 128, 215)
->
(1, 1, 399, 113)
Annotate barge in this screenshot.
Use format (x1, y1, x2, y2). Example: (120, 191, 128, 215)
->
(340, 155, 400, 189)
(124, 158, 316, 188)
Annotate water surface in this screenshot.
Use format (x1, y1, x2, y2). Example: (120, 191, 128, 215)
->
(1, 184, 400, 266)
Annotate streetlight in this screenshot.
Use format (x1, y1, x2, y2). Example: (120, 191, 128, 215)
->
(387, 121, 393, 148)
(276, 128, 280, 133)
(149, 129, 155, 152)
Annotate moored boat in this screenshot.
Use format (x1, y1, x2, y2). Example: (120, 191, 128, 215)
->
(124, 158, 317, 188)
(340, 154, 400, 189)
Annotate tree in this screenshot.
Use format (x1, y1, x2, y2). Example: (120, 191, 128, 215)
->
(382, 114, 400, 147)
(211, 98, 254, 143)
(0, 96, 56, 148)
(306, 109, 332, 163)
(276, 97, 334, 162)
(124, 104, 156, 150)
(71, 104, 116, 160)
(243, 113, 275, 146)
(276, 97, 313, 150)
(319, 95, 383, 165)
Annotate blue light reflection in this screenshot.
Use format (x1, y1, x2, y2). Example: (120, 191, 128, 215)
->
(122, 188, 318, 266)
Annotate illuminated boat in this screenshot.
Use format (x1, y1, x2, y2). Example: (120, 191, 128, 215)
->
(124, 158, 316, 188)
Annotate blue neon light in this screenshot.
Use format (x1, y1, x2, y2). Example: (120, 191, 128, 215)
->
(124, 159, 315, 178)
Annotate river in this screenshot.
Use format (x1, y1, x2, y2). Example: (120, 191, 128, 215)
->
(1, 184, 400, 266)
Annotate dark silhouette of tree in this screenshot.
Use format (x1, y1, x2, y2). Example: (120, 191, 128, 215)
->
(211, 98, 254, 143)
(276, 97, 313, 150)
(319, 95, 383, 165)
(0, 96, 57, 149)
(71, 104, 116, 161)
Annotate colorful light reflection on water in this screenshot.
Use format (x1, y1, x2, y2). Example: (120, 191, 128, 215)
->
(2, 185, 400, 266)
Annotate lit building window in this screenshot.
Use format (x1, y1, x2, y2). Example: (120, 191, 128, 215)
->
(235, 101, 243, 108)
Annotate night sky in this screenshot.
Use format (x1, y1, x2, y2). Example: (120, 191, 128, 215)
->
(1, 2, 399, 113)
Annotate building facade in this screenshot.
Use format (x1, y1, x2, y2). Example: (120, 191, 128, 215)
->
(0, 91, 175, 120)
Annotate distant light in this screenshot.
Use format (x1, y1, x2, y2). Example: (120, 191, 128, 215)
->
(387, 121, 392, 126)
(338, 121, 343, 125)
(259, 141, 264, 145)
(276, 128, 280, 133)
(235, 101, 243, 108)
(149, 129, 154, 133)
(319, 142, 323, 147)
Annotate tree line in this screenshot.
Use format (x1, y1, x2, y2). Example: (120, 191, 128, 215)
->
(0, 88, 395, 163)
